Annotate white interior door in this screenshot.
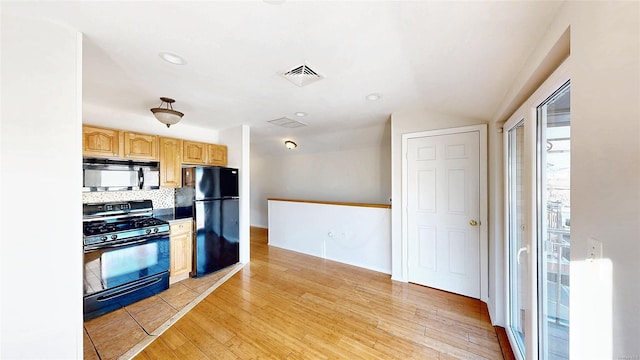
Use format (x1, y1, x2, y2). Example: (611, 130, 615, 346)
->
(406, 130, 480, 298)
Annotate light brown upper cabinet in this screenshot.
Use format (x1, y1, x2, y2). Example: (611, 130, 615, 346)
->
(83, 124, 227, 175)
(159, 137, 183, 188)
(207, 144, 228, 166)
(83, 125, 159, 161)
(82, 125, 122, 158)
(183, 140, 227, 166)
(182, 140, 207, 164)
(123, 131, 159, 161)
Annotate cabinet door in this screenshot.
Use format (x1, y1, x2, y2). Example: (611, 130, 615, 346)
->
(207, 144, 228, 166)
(123, 132, 159, 160)
(170, 221, 193, 284)
(82, 125, 121, 158)
(159, 137, 182, 188)
(183, 141, 207, 164)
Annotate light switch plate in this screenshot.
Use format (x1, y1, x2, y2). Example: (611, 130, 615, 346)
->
(588, 237, 603, 260)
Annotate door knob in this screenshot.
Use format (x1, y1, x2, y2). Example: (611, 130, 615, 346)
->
(469, 219, 478, 226)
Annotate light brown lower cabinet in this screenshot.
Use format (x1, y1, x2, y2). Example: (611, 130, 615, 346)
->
(170, 220, 193, 284)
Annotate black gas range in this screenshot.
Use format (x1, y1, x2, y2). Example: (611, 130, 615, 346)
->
(82, 200, 171, 320)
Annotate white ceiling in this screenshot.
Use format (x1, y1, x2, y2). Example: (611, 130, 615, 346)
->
(5, 1, 563, 155)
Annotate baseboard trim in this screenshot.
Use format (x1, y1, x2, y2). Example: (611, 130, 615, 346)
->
(494, 326, 516, 360)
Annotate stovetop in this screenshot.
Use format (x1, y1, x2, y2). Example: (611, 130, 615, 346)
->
(83, 216, 168, 236)
(83, 200, 170, 250)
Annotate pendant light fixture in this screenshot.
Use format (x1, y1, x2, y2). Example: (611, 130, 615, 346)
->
(150, 97, 184, 128)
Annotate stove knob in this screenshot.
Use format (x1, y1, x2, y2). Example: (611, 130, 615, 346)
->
(111, 234, 118, 240)
(153, 227, 159, 233)
(101, 236, 108, 242)
(146, 229, 152, 235)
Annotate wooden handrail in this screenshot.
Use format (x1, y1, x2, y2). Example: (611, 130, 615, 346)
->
(268, 198, 391, 209)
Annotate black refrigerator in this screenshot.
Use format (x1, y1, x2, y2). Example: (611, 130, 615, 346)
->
(175, 166, 239, 277)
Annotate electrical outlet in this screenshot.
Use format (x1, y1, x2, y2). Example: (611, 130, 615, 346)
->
(588, 237, 603, 260)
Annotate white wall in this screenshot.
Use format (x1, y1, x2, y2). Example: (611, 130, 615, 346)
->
(84, 102, 221, 144)
(1, 14, 83, 359)
(268, 200, 391, 274)
(565, 2, 639, 358)
(219, 125, 251, 264)
(251, 144, 392, 228)
(491, 2, 639, 358)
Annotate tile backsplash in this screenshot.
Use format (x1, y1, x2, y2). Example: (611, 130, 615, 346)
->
(82, 188, 175, 209)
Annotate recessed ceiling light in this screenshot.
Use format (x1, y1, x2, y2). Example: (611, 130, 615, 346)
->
(366, 93, 381, 101)
(294, 112, 307, 117)
(159, 52, 186, 65)
(264, 0, 286, 5)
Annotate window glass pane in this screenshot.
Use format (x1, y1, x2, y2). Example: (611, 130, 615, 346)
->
(538, 82, 570, 360)
(508, 120, 526, 356)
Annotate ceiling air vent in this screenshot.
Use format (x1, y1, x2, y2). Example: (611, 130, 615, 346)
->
(281, 63, 323, 87)
(268, 117, 307, 128)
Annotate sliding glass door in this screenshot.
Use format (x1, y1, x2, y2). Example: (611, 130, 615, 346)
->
(504, 60, 570, 360)
(537, 83, 570, 360)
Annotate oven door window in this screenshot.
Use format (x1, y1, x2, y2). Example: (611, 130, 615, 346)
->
(84, 236, 170, 296)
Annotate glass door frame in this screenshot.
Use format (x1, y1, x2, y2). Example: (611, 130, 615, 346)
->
(504, 104, 538, 360)
(503, 58, 570, 360)
(504, 119, 528, 359)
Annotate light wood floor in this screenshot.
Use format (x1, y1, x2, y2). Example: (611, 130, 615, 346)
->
(83, 264, 239, 359)
(133, 228, 505, 359)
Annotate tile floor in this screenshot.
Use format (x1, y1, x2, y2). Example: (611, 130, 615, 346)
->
(84, 266, 240, 360)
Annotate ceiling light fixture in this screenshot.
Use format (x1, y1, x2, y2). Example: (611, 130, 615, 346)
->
(150, 97, 184, 128)
(159, 52, 186, 65)
(366, 93, 382, 101)
(284, 140, 297, 150)
(294, 112, 307, 117)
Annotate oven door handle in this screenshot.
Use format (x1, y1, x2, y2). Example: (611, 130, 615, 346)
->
(109, 238, 149, 248)
(96, 276, 164, 302)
